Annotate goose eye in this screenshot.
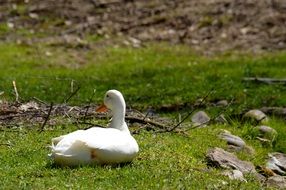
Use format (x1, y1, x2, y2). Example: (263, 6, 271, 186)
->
(106, 94, 110, 98)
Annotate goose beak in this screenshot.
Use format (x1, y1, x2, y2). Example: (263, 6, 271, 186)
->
(96, 104, 108, 113)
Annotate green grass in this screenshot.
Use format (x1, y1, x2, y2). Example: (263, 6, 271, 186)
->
(0, 41, 286, 189)
(1, 125, 266, 189)
(0, 42, 286, 110)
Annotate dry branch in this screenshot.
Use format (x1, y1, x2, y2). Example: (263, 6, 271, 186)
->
(64, 86, 80, 103)
(243, 77, 286, 84)
(260, 107, 286, 118)
(32, 97, 48, 105)
(125, 116, 167, 129)
(167, 88, 214, 132)
(39, 102, 53, 132)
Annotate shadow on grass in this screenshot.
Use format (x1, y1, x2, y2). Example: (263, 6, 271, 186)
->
(45, 160, 133, 169)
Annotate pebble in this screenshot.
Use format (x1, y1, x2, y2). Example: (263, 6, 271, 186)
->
(258, 125, 276, 134)
(266, 176, 286, 189)
(266, 152, 286, 175)
(191, 111, 210, 127)
(255, 125, 277, 143)
(219, 130, 246, 148)
(216, 100, 228, 107)
(206, 147, 256, 174)
(243, 109, 268, 124)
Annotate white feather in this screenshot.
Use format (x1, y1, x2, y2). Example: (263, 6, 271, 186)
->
(49, 90, 139, 166)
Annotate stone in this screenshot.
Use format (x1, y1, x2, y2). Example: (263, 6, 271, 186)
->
(219, 130, 246, 148)
(258, 125, 277, 134)
(266, 176, 286, 189)
(243, 109, 268, 124)
(256, 125, 277, 142)
(206, 147, 256, 174)
(266, 152, 286, 175)
(222, 169, 246, 182)
(191, 111, 210, 127)
(216, 100, 228, 107)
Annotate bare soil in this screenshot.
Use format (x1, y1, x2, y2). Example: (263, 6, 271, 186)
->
(1, 0, 286, 53)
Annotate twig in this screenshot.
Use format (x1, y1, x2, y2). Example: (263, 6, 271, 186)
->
(260, 107, 286, 118)
(32, 96, 48, 105)
(64, 86, 80, 103)
(167, 88, 214, 132)
(12, 81, 19, 103)
(185, 98, 234, 131)
(83, 89, 96, 121)
(39, 102, 53, 132)
(142, 110, 150, 121)
(125, 116, 167, 129)
(132, 124, 157, 135)
(243, 77, 286, 84)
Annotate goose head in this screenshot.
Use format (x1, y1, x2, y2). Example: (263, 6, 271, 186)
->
(97, 90, 129, 132)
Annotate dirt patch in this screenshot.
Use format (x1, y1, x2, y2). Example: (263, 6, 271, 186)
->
(0, 100, 173, 132)
(1, 0, 286, 54)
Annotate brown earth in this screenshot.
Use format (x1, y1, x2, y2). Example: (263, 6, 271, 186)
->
(0, 0, 286, 53)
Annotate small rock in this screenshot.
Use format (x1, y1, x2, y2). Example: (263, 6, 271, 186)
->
(206, 147, 256, 174)
(266, 152, 286, 175)
(266, 176, 286, 189)
(222, 169, 246, 182)
(257, 125, 277, 141)
(7, 22, 14, 29)
(191, 111, 210, 127)
(29, 13, 39, 19)
(65, 20, 72, 26)
(219, 130, 246, 148)
(243, 109, 269, 124)
(216, 100, 228, 107)
(258, 125, 276, 134)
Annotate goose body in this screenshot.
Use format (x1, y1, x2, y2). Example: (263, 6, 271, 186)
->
(49, 90, 139, 166)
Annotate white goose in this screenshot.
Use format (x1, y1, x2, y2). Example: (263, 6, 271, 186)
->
(49, 90, 139, 166)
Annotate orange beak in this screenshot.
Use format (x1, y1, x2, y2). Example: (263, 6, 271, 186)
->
(96, 104, 108, 113)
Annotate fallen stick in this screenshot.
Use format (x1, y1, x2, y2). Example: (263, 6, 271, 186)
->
(243, 77, 286, 84)
(260, 107, 286, 118)
(32, 96, 48, 105)
(125, 116, 167, 129)
(167, 88, 214, 132)
(64, 86, 81, 103)
(83, 89, 96, 122)
(39, 102, 53, 132)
